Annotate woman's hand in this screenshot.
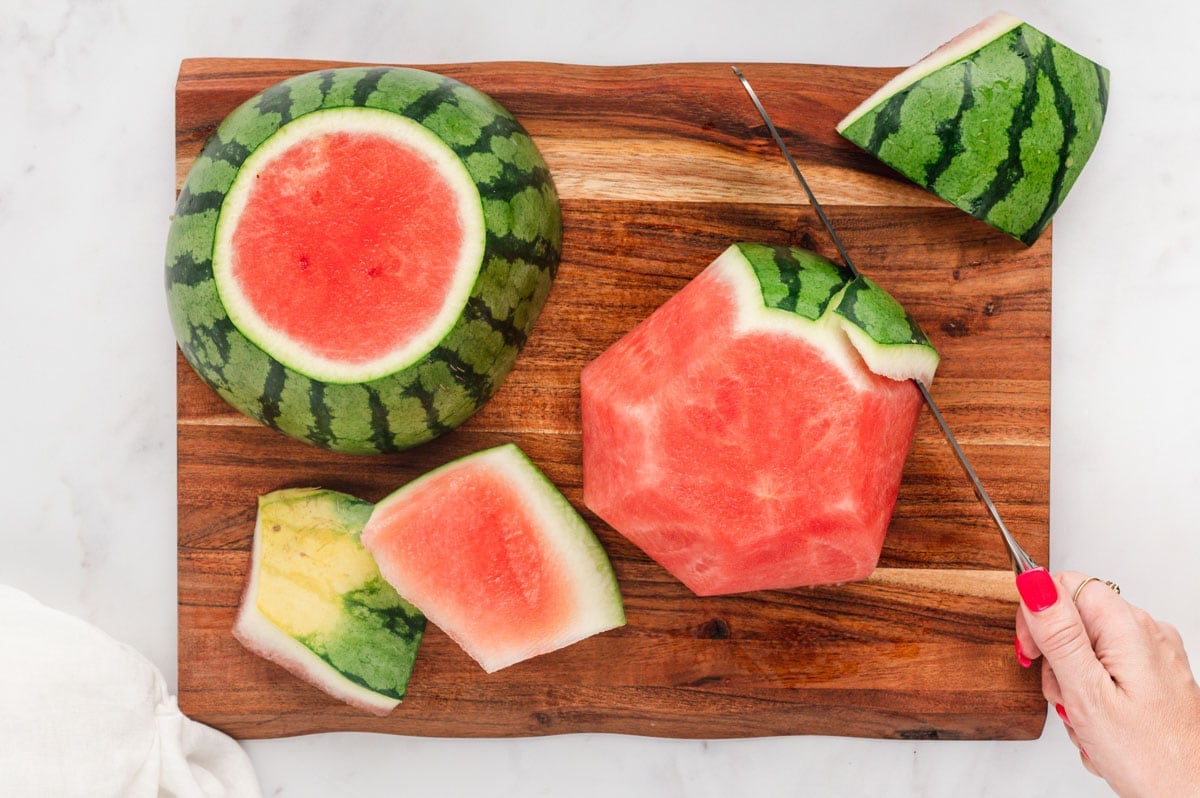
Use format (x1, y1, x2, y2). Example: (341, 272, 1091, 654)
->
(1014, 569, 1200, 797)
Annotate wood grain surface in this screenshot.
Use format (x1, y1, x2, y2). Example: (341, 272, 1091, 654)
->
(174, 58, 1051, 740)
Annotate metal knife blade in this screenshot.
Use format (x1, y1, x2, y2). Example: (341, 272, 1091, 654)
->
(731, 66, 1038, 576)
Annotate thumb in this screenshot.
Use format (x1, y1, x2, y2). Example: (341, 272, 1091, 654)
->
(1016, 568, 1111, 702)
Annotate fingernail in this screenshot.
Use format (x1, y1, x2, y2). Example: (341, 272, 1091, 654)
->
(1016, 567, 1058, 612)
(1055, 703, 1070, 725)
(1015, 636, 1032, 668)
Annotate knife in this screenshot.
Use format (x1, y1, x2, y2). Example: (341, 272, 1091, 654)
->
(731, 66, 1042, 581)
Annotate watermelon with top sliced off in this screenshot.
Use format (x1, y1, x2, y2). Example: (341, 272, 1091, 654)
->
(581, 243, 938, 596)
(837, 11, 1109, 245)
(166, 66, 562, 454)
(361, 443, 625, 673)
(233, 488, 426, 715)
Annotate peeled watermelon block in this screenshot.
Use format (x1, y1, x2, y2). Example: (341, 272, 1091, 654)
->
(581, 243, 938, 596)
(361, 443, 625, 673)
(232, 488, 426, 715)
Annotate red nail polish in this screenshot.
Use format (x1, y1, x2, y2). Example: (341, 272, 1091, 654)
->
(1015, 636, 1032, 668)
(1056, 703, 1070, 725)
(1016, 567, 1058, 612)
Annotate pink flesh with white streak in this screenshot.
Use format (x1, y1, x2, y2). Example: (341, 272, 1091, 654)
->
(581, 262, 923, 596)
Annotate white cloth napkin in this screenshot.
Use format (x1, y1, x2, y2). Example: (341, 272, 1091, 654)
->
(0, 584, 261, 797)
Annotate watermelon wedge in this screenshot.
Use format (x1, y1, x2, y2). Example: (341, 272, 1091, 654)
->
(361, 444, 625, 673)
(166, 67, 562, 453)
(581, 243, 937, 596)
(232, 488, 426, 715)
(837, 12, 1109, 245)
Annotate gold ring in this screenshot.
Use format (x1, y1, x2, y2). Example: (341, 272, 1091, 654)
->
(1072, 576, 1121, 604)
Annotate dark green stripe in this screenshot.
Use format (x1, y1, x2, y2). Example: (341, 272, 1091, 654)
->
(175, 185, 226, 217)
(835, 276, 933, 347)
(924, 62, 975, 187)
(203, 135, 252, 171)
(866, 91, 909, 156)
(969, 27, 1041, 218)
(315, 69, 337, 104)
(255, 80, 296, 126)
(305, 380, 335, 448)
(404, 78, 463, 124)
(403, 378, 448, 438)
(363, 386, 394, 454)
(464, 295, 528, 349)
(165, 251, 212, 289)
(429, 345, 492, 404)
(259, 359, 287, 427)
(1019, 40, 1080, 244)
(1094, 61, 1110, 116)
(738, 242, 852, 319)
(351, 67, 391, 108)
(180, 316, 236, 385)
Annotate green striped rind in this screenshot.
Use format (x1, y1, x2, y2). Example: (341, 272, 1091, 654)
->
(834, 276, 940, 384)
(736, 242, 854, 320)
(834, 276, 933, 349)
(731, 242, 938, 384)
(838, 20, 1109, 245)
(234, 488, 426, 711)
(165, 67, 562, 453)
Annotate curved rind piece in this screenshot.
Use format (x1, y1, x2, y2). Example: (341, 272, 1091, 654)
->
(837, 14, 1109, 245)
(232, 488, 426, 715)
(727, 243, 938, 385)
(166, 66, 562, 453)
(834, 276, 939, 386)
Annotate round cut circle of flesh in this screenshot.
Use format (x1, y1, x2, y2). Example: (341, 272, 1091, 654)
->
(213, 107, 486, 384)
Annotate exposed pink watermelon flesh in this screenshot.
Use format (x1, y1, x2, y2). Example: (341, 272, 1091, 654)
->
(581, 247, 926, 596)
(230, 131, 467, 365)
(361, 444, 624, 673)
(368, 464, 573, 649)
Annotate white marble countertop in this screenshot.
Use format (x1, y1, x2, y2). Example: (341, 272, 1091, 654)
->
(4, 1, 1196, 795)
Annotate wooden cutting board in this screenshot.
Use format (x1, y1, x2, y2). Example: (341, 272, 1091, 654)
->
(175, 58, 1050, 740)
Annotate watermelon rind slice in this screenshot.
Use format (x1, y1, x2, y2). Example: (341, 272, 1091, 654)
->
(834, 276, 939, 385)
(837, 12, 1109, 245)
(362, 443, 625, 674)
(232, 488, 426, 715)
(720, 243, 938, 386)
(166, 66, 562, 454)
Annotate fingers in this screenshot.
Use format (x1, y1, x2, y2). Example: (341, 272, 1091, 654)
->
(1015, 569, 1115, 709)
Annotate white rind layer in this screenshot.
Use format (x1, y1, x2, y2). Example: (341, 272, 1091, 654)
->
(713, 246, 937, 388)
(230, 494, 400, 716)
(842, 323, 939, 387)
(836, 11, 1022, 133)
(712, 247, 872, 390)
(363, 443, 625, 674)
(213, 106, 487, 385)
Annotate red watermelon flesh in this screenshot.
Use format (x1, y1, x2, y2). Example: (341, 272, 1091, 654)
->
(581, 244, 931, 596)
(361, 443, 625, 673)
(212, 108, 487, 386)
(230, 131, 467, 365)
